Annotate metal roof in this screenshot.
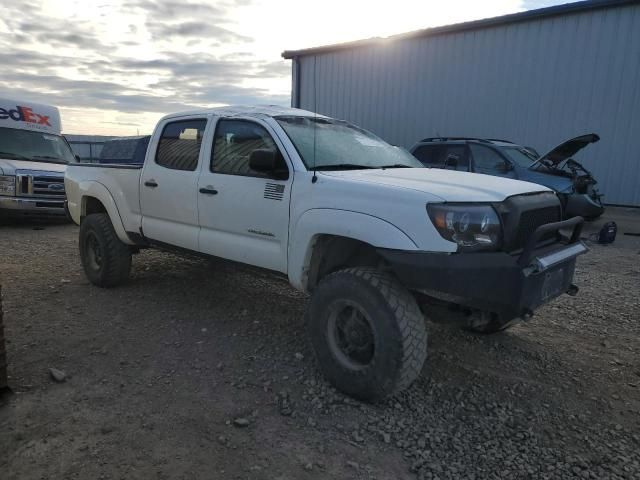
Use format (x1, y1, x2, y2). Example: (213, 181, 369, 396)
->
(282, 0, 639, 59)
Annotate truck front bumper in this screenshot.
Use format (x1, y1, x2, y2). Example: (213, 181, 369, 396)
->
(0, 196, 66, 216)
(378, 217, 588, 322)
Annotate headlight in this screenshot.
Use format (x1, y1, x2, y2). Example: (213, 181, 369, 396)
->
(427, 204, 502, 251)
(0, 175, 15, 196)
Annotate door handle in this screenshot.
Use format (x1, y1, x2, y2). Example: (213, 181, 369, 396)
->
(144, 180, 158, 188)
(199, 187, 218, 195)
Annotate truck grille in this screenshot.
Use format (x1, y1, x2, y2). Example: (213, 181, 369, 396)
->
(513, 207, 560, 250)
(498, 193, 561, 253)
(16, 170, 65, 199)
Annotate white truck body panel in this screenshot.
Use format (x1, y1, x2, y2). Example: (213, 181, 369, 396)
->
(65, 166, 142, 244)
(196, 115, 294, 272)
(65, 105, 551, 290)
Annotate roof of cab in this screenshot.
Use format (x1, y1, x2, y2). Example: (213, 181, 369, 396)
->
(160, 105, 325, 122)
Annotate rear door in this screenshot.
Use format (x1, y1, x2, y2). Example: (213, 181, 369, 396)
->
(139, 117, 208, 250)
(197, 117, 292, 272)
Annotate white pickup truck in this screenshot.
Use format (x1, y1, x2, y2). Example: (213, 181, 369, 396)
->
(65, 105, 587, 401)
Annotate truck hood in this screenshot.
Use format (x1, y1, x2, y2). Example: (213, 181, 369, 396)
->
(0, 158, 67, 175)
(531, 133, 599, 168)
(321, 168, 549, 202)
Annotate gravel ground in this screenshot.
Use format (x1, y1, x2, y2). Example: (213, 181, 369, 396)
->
(1, 210, 639, 479)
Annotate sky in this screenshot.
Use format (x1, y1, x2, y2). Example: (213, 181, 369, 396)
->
(0, 0, 566, 135)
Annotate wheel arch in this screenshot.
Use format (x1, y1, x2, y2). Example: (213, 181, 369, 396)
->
(79, 184, 133, 245)
(289, 209, 419, 292)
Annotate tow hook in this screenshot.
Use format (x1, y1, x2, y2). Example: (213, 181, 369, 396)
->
(566, 284, 579, 296)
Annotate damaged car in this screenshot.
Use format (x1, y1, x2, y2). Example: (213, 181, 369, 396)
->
(410, 134, 604, 219)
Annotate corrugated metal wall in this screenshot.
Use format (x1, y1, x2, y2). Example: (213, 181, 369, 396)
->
(294, 3, 640, 206)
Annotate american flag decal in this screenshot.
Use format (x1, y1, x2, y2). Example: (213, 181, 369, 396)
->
(264, 183, 285, 200)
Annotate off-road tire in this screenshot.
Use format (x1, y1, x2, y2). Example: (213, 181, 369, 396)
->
(307, 267, 427, 402)
(79, 213, 131, 288)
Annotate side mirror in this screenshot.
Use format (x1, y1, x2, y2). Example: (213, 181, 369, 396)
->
(445, 154, 459, 169)
(74, 154, 81, 162)
(249, 149, 288, 179)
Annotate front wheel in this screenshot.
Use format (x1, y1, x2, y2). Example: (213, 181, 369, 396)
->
(79, 213, 131, 287)
(307, 267, 427, 402)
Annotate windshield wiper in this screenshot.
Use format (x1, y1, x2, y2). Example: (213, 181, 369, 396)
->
(310, 164, 375, 171)
(0, 151, 32, 161)
(31, 155, 68, 164)
(379, 164, 415, 169)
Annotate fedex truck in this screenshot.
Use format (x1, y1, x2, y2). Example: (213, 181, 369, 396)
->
(0, 97, 77, 218)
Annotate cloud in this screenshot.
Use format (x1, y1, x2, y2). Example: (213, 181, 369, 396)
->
(123, 0, 225, 18)
(17, 19, 105, 50)
(0, 0, 289, 133)
(146, 20, 252, 42)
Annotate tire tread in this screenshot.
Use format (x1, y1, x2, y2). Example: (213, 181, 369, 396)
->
(80, 213, 131, 287)
(315, 267, 427, 399)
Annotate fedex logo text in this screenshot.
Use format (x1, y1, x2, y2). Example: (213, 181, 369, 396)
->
(0, 105, 51, 126)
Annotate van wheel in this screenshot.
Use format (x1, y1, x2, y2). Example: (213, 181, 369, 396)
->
(79, 213, 131, 287)
(307, 267, 427, 402)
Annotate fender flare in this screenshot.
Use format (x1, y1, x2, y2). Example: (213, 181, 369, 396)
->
(288, 209, 418, 291)
(78, 181, 134, 245)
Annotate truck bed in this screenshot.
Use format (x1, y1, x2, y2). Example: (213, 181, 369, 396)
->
(64, 163, 144, 239)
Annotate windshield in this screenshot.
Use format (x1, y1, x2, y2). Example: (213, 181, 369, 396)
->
(500, 146, 537, 168)
(0, 127, 76, 164)
(275, 116, 422, 170)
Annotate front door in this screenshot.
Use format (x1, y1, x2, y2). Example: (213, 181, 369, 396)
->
(469, 144, 517, 179)
(197, 118, 292, 272)
(140, 118, 207, 251)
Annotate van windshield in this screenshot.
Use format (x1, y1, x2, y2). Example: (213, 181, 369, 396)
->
(0, 127, 76, 164)
(275, 116, 422, 170)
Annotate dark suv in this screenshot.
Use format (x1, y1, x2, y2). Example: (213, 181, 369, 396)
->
(409, 135, 604, 219)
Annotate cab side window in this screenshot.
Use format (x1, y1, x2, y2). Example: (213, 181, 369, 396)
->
(155, 119, 207, 171)
(211, 119, 288, 179)
(470, 144, 508, 174)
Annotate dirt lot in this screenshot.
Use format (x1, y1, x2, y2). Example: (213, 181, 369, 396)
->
(1, 210, 639, 479)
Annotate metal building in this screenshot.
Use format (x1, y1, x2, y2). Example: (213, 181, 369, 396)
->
(282, 0, 640, 206)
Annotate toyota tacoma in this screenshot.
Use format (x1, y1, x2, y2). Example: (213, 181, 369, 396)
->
(65, 106, 588, 401)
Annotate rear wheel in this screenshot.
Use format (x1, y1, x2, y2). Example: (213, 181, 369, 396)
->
(307, 267, 427, 402)
(79, 213, 131, 287)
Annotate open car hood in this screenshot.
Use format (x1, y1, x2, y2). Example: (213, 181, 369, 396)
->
(530, 133, 599, 168)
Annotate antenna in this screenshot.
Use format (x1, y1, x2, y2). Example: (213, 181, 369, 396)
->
(312, 55, 318, 184)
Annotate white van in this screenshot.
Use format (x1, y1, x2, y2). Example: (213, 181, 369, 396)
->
(0, 97, 76, 218)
